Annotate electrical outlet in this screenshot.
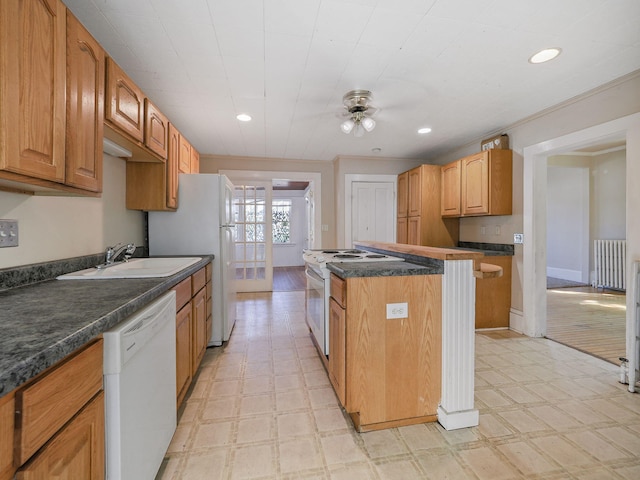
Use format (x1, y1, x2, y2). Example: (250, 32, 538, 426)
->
(0, 219, 19, 247)
(495, 226, 501, 235)
(321, 224, 329, 232)
(386, 302, 408, 319)
(481, 226, 486, 235)
(514, 233, 524, 244)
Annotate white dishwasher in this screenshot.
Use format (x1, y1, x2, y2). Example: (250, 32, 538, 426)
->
(103, 291, 177, 480)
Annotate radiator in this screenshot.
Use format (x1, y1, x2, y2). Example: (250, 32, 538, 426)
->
(593, 239, 626, 291)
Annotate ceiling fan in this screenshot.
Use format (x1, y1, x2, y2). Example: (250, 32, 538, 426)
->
(340, 89, 378, 137)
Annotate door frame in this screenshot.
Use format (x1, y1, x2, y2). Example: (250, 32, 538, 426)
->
(344, 174, 397, 247)
(522, 112, 639, 378)
(221, 170, 322, 250)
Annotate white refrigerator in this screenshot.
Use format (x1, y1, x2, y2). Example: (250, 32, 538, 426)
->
(148, 174, 236, 346)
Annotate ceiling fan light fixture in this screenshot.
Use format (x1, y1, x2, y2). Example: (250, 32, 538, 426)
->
(340, 119, 355, 134)
(341, 89, 377, 136)
(361, 116, 376, 132)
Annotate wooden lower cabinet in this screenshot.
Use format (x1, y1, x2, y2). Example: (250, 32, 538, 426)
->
(475, 256, 512, 329)
(16, 392, 105, 480)
(2, 339, 105, 480)
(328, 298, 346, 405)
(174, 263, 212, 409)
(0, 392, 15, 480)
(192, 288, 207, 374)
(329, 273, 442, 432)
(175, 302, 192, 408)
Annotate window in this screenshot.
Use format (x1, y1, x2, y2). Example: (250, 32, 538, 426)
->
(272, 199, 292, 243)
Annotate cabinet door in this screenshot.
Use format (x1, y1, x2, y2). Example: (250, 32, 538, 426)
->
(0, 0, 66, 182)
(0, 392, 15, 480)
(65, 11, 104, 192)
(461, 152, 489, 215)
(190, 146, 200, 173)
(407, 216, 421, 246)
(105, 58, 144, 143)
(328, 298, 346, 406)
(397, 172, 408, 217)
(407, 167, 422, 217)
(144, 99, 169, 159)
(397, 217, 408, 244)
(441, 160, 461, 217)
(192, 288, 207, 374)
(167, 124, 180, 209)
(176, 303, 192, 407)
(178, 136, 191, 174)
(16, 392, 105, 480)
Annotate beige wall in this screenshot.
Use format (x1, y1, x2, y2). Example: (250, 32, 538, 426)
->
(200, 154, 336, 247)
(429, 71, 640, 316)
(0, 155, 145, 269)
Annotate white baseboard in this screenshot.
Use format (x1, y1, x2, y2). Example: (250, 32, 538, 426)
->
(546, 267, 582, 282)
(509, 308, 524, 334)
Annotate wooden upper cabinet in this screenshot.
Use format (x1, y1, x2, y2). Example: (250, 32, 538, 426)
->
(144, 99, 169, 159)
(461, 153, 489, 215)
(167, 124, 180, 209)
(190, 146, 200, 174)
(461, 149, 512, 216)
(178, 136, 192, 174)
(105, 57, 144, 143)
(0, 0, 66, 183)
(407, 167, 422, 217)
(440, 160, 461, 217)
(441, 150, 512, 217)
(65, 11, 104, 193)
(397, 172, 408, 218)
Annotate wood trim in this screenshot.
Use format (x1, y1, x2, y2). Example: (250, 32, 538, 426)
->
(350, 412, 438, 432)
(355, 241, 483, 262)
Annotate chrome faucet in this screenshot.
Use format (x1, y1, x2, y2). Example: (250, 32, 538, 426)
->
(97, 243, 136, 269)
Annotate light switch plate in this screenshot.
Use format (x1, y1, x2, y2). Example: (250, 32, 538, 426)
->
(386, 302, 408, 319)
(0, 219, 19, 247)
(514, 233, 524, 244)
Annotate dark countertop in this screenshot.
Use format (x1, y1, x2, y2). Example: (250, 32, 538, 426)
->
(0, 255, 213, 398)
(327, 261, 443, 278)
(456, 242, 514, 256)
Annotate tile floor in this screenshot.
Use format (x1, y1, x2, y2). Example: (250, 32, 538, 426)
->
(157, 291, 640, 480)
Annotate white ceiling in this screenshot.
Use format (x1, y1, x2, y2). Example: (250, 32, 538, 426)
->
(64, 0, 640, 162)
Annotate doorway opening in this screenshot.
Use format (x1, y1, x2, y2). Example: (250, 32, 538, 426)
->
(222, 170, 321, 293)
(522, 112, 639, 378)
(545, 145, 627, 364)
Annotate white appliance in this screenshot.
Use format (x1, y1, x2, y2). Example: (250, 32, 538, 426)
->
(149, 174, 237, 345)
(303, 249, 403, 356)
(103, 291, 177, 480)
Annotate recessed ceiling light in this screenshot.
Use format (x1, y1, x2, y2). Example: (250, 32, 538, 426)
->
(528, 48, 562, 64)
(418, 127, 432, 134)
(236, 113, 252, 122)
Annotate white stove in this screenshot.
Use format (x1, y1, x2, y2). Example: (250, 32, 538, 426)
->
(303, 249, 402, 277)
(303, 249, 403, 356)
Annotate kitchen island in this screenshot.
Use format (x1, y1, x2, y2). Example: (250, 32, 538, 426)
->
(329, 241, 489, 431)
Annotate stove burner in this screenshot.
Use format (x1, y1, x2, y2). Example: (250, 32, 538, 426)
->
(334, 254, 361, 259)
(365, 254, 387, 259)
(322, 250, 340, 253)
(343, 249, 364, 254)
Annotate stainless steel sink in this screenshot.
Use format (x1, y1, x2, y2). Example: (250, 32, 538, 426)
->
(57, 257, 202, 279)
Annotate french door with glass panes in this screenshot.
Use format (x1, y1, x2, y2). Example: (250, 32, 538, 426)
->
(233, 183, 273, 292)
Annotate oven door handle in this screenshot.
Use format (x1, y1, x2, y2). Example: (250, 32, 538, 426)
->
(305, 265, 324, 283)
